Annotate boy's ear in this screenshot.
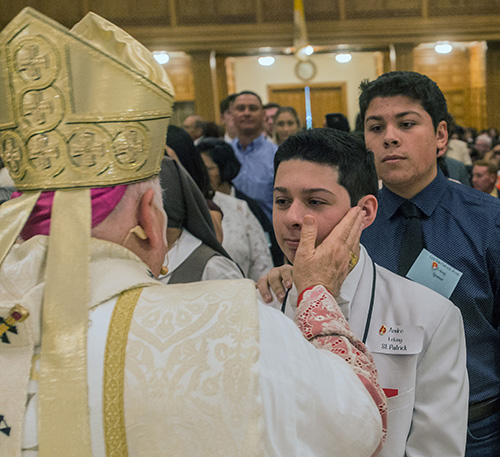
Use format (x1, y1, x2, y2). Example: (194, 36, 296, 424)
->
(436, 119, 448, 151)
(356, 194, 378, 229)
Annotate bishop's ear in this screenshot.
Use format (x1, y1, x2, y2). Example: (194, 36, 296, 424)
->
(137, 189, 163, 249)
(356, 195, 378, 229)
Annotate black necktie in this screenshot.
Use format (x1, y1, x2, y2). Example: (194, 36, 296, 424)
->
(398, 201, 425, 276)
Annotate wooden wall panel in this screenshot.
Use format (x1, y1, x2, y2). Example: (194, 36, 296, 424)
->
(261, 0, 292, 23)
(164, 56, 195, 102)
(469, 43, 487, 130)
(176, 0, 256, 25)
(486, 41, 500, 130)
(345, 0, 420, 19)
(429, 1, 500, 16)
(414, 47, 469, 90)
(89, 0, 169, 26)
(413, 45, 487, 130)
(305, 0, 339, 21)
(0, 0, 83, 27)
(262, 0, 338, 23)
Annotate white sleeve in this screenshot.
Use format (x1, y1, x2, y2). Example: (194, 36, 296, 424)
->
(406, 305, 469, 457)
(201, 255, 244, 281)
(258, 303, 382, 457)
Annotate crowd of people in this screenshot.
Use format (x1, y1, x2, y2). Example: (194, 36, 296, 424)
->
(1, 6, 500, 457)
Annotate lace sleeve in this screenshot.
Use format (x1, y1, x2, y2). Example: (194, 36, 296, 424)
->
(296, 285, 387, 456)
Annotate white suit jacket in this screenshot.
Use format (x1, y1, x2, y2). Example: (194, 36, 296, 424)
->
(272, 245, 469, 457)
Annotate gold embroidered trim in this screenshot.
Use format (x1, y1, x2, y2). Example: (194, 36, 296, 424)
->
(103, 287, 143, 457)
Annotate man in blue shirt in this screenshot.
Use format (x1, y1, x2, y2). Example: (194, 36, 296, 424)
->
(231, 91, 277, 222)
(359, 71, 500, 457)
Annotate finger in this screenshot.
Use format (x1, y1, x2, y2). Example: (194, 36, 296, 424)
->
(281, 265, 294, 289)
(256, 274, 273, 303)
(268, 265, 294, 301)
(321, 206, 361, 249)
(344, 209, 366, 252)
(268, 273, 287, 302)
(295, 215, 317, 260)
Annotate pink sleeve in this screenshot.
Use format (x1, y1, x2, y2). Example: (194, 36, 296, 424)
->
(296, 285, 387, 456)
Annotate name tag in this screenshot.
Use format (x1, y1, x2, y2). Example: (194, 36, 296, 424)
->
(406, 249, 462, 299)
(368, 324, 423, 355)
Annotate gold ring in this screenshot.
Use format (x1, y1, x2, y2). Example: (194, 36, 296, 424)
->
(349, 251, 358, 269)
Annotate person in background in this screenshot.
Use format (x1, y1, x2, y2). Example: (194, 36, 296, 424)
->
(219, 93, 238, 143)
(325, 113, 350, 132)
(471, 132, 492, 161)
(202, 121, 224, 139)
(446, 115, 472, 166)
(274, 106, 301, 146)
(263, 102, 280, 141)
(471, 159, 499, 197)
(437, 123, 471, 186)
(198, 139, 274, 280)
(158, 157, 242, 283)
(359, 70, 500, 457)
(166, 124, 224, 242)
(231, 91, 277, 223)
(182, 114, 205, 145)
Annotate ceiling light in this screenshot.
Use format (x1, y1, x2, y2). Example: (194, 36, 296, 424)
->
(258, 56, 275, 66)
(335, 53, 352, 63)
(153, 51, 169, 64)
(304, 45, 314, 56)
(435, 42, 453, 54)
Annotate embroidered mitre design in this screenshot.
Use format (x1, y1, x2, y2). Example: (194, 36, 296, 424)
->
(0, 8, 174, 190)
(118, 279, 263, 457)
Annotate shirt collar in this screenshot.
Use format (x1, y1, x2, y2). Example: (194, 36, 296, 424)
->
(337, 245, 366, 319)
(379, 168, 448, 219)
(233, 134, 266, 152)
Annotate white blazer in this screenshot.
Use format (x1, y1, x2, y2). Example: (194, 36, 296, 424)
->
(271, 245, 469, 457)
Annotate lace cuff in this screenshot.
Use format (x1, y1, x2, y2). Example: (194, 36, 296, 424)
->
(296, 285, 387, 455)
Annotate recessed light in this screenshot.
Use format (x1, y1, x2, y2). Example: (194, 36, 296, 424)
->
(335, 53, 352, 63)
(153, 51, 169, 64)
(258, 56, 275, 66)
(435, 43, 453, 54)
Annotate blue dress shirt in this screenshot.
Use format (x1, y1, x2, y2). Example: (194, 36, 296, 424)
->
(362, 169, 500, 404)
(232, 135, 277, 223)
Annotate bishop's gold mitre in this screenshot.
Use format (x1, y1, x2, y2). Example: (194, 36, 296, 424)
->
(0, 7, 174, 190)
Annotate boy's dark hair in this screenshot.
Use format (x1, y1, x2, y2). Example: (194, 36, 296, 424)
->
(197, 138, 241, 184)
(219, 93, 237, 115)
(359, 71, 448, 131)
(274, 128, 378, 206)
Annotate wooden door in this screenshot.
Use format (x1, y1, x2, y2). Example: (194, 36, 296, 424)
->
(268, 83, 347, 128)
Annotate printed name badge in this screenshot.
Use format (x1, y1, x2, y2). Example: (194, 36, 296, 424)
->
(368, 325, 424, 355)
(406, 249, 462, 299)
